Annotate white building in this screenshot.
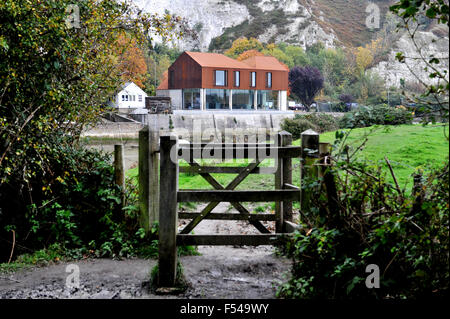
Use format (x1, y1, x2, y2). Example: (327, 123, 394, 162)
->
(111, 82, 148, 110)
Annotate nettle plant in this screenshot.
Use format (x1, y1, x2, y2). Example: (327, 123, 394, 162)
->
(277, 130, 449, 299)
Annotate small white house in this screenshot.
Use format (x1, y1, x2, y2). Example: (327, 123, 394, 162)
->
(111, 82, 148, 110)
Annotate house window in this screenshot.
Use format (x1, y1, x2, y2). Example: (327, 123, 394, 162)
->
(206, 89, 229, 109)
(234, 71, 240, 87)
(138, 95, 142, 102)
(122, 95, 125, 101)
(125, 95, 129, 101)
(266, 72, 272, 88)
(183, 88, 201, 110)
(257, 90, 279, 110)
(215, 70, 227, 86)
(250, 72, 256, 87)
(232, 89, 255, 110)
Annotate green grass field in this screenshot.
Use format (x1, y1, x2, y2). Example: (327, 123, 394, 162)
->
(316, 124, 449, 191)
(127, 124, 449, 197)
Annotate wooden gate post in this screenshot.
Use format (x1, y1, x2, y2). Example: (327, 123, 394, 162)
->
(114, 144, 125, 189)
(275, 132, 284, 233)
(114, 144, 125, 205)
(275, 131, 293, 233)
(300, 129, 319, 214)
(281, 131, 293, 224)
(149, 130, 160, 224)
(139, 127, 160, 234)
(158, 134, 179, 288)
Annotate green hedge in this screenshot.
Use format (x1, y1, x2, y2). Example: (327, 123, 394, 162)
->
(281, 113, 339, 139)
(339, 104, 413, 128)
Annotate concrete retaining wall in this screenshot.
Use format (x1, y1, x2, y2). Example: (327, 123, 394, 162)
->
(130, 111, 297, 137)
(81, 121, 144, 139)
(84, 111, 345, 139)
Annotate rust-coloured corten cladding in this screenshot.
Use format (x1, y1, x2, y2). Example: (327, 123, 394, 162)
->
(167, 52, 202, 89)
(167, 51, 289, 91)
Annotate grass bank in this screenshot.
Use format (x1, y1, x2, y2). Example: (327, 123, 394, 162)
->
(316, 124, 449, 191)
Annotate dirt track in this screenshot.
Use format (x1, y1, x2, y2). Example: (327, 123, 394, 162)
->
(0, 204, 292, 299)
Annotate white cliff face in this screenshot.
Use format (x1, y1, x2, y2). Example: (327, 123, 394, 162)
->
(371, 31, 449, 87)
(257, 0, 301, 14)
(132, 0, 250, 51)
(131, 0, 336, 50)
(256, 0, 336, 48)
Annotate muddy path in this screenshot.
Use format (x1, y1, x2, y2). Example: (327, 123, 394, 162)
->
(0, 203, 292, 299)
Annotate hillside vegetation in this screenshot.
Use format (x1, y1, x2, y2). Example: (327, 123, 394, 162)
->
(210, 0, 396, 51)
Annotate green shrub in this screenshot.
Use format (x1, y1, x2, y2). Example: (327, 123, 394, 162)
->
(302, 113, 339, 132)
(281, 113, 339, 139)
(276, 132, 449, 299)
(0, 142, 151, 261)
(339, 104, 413, 128)
(281, 117, 319, 140)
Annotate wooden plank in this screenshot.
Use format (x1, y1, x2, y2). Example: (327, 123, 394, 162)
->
(177, 146, 301, 160)
(180, 143, 275, 149)
(284, 220, 302, 233)
(177, 189, 301, 202)
(176, 234, 288, 246)
(158, 135, 179, 288)
(179, 166, 275, 175)
(179, 212, 276, 221)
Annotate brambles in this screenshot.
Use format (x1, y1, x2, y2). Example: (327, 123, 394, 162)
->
(277, 132, 449, 299)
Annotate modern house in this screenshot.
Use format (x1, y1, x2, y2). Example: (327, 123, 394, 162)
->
(110, 82, 148, 111)
(156, 51, 289, 111)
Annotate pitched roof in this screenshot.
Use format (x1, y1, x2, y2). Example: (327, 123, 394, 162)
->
(120, 82, 134, 90)
(185, 51, 251, 69)
(241, 56, 289, 71)
(157, 71, 169, 90)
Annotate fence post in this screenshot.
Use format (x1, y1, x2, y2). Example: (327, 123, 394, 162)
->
(158, 134, 179, 287)
(114, 144, 125, 189)
(275, 132, 284, 233)
(300, 129, 320, 215)
(281, 131, 293, 226)
(149, 130, 160, 224)
(139, 127, 150, 233)
(114, 144, 125, 205)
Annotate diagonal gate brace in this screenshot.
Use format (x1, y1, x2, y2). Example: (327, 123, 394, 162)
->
(180, 160, 270, 234)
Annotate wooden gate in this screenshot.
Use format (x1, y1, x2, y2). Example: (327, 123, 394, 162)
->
(151, 130, 326, 288)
